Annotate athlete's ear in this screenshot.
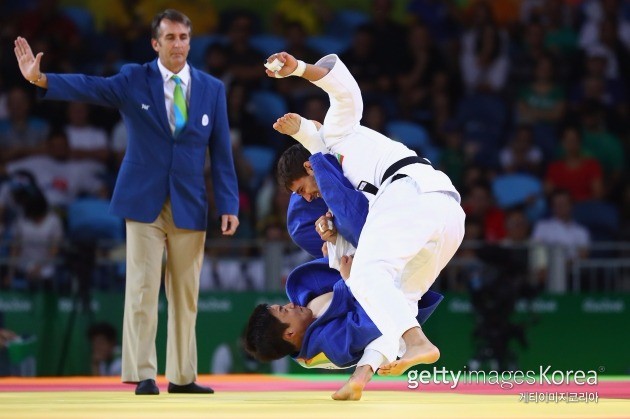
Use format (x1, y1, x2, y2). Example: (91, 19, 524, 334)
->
(283, 329, 295, 342)
(303, 161, 314, 175)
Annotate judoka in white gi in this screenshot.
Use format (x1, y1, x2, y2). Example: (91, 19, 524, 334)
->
(265, 51, 466, 399)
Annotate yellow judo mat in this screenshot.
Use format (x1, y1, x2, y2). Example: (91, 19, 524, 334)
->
(1, 375, 628, 419)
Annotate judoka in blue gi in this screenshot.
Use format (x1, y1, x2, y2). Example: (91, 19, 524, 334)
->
(245, 147, 443, 400)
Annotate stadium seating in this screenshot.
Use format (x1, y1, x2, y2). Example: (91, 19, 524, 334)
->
(242, 145, 277, 190)
(326, 9, 370, 40)
(306, 35, 351, 55)
(492, 173, 546, 221)
(249, 34, 287, 57)
(247, 90, 288, 127)
(188, 35, 226, 68)
(573, 200, 620, 242)
(386, 120, 441, 165)
(66, 198, 124, 243)
(456, 93, 510, 169)
(61, 6, 94, 37)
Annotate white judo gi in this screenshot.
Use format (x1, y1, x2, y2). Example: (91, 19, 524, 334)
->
(291, 54, 466, 370)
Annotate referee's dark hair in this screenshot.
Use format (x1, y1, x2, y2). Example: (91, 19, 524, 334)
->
(151, 9, 192, 40)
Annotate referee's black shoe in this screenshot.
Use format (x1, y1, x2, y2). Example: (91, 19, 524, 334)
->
(135, 379, 159, 395)
(168, 382, 214, 394)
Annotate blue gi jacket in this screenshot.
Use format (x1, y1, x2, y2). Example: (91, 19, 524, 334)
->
(286, 258, 443, 369)
(287, 152, 368, 257)
(287, 259, 380, 369)
(40, 60, 238, 230)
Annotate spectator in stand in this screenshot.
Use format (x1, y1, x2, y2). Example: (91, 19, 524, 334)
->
(204, 43, 233, 88)
(271, 0, 331, 35)
(64, 102, 109, 170)
(0, 76, 9, 120)
(509, 21, 552, 88)
(452, 216, 484, 292)
(0, 324, 18, 376)
(300, 95, 328, 128)
(14, 0, 82, 70)
(569, 47, 627, 122)
(516, 56, 566, 126)
(0, 130, 106, 213)
(539, 0, 578, 55)
(365, 0, 408, 66)
(362, 101, 388, 134)
(438, 122, 467, 191)
(0, 86, 49, 164)
(223, 12, 265, 88)
(397, 23, 446, 118)
(460, 1, 510, 93)
(340, 25, 388, 95)
(501, 208, 547, 288)
(531, 188, 590, 264)
(579, 102, 625, 199)
(87, 322, 122, 376)
(257, 184, 291, 242)
(460, 22, 510, 93)
(226, 82, 258, 146)
(424, 71, 460, 138)
(502, 208, 532, 245)
(578, 0, 630, 51)
(275, 21, 321, 99)
(544, 126, 603, 202)
(618, 182, 630, 243)
(4, 172, 64, 291)
(110, 119, 127, 171)
(283, 21, 320, 66)
(407, 0, 461, 46)
(462, 181, 506, 242)
(584, 16, 630, 81)
(499, 125, 544, 175)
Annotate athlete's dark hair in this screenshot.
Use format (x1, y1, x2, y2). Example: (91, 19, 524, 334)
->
(244, 304, 297, 362)
(276, 144, 312, 192)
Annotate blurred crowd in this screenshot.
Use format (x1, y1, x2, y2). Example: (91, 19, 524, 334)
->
(1, 0, 630, 292)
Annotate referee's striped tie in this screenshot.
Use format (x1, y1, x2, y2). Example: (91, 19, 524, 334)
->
(172, 75, 187, 136)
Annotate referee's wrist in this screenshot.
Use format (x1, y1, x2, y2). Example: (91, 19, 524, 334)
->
(29, 73, 43, 84)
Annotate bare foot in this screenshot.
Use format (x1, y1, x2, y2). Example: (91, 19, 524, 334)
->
(272, 113, 302, 135)
(377, 344, 440, 376)
(332, 365, 372, 401)
(331, 379, 364, 401)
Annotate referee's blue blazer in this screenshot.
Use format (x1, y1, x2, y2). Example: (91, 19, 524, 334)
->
(40, 59, 238, 231)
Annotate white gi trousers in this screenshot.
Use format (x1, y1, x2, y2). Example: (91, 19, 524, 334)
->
(346, 178, 465, 361)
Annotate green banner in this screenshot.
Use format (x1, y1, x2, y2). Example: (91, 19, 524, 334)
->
(0, 292, 628, 376)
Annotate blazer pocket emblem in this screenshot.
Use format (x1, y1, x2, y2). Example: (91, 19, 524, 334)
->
(202, 114, 209, 126)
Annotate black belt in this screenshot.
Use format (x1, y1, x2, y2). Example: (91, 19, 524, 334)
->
(357, 156, 429, 195)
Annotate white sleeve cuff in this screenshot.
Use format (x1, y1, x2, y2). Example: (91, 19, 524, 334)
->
(327, 234, 356, 271)
(292, 117, 327, 154)
(357, 349, 387, 373)
(327, 241, 340, 270)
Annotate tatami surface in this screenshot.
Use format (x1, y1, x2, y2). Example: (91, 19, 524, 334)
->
(1, 375, 628, 419)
